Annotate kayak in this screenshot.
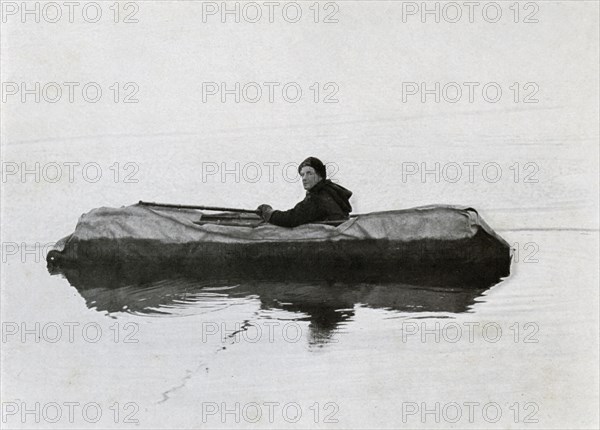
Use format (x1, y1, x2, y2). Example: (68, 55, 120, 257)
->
(47, 203, 511, 286)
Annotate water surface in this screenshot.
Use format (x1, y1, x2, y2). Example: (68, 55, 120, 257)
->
(2, 2, 599, 426)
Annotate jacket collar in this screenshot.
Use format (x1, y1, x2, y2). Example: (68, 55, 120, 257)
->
(306, 179, 327, 194)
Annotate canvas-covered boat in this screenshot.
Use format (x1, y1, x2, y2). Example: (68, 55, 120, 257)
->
(47, 203, 511, 286)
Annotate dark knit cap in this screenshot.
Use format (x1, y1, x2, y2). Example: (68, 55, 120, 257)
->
(298, 157, 327, 179)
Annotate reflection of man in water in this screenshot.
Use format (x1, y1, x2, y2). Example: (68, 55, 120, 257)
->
(257, 157, 353, 227)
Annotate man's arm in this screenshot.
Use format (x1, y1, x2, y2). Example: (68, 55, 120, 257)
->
(268, 195, 325, 227)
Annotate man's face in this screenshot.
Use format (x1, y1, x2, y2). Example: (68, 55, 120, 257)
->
(300, 166, 322, 190)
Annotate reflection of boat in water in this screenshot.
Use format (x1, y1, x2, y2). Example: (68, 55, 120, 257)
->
(48, 262, 501, 344)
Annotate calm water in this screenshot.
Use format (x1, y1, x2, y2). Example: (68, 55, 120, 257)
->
(1, 227, 598, 428)
(2, 137, 598, 429)
(2, 1, 599, 427)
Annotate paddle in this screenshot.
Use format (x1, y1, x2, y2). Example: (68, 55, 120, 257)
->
(138, 200, 259, 214)
(138, 200, 356, 227)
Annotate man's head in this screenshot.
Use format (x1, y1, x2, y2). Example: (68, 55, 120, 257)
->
(298, 157, 326, 190)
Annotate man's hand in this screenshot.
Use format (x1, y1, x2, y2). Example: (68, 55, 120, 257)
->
(256, 204, 274, 222)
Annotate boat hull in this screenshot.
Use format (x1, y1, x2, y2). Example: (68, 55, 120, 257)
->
(47, 204, 512, 287)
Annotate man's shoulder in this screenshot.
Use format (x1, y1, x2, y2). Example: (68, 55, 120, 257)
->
(311, 182, 335, 198)
(303, 192, 321, 205)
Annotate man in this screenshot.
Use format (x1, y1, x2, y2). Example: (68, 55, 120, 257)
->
(257, 157, 353, 227)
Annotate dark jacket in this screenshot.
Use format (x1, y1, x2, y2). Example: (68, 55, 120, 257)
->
(269, 180, 353, 227)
